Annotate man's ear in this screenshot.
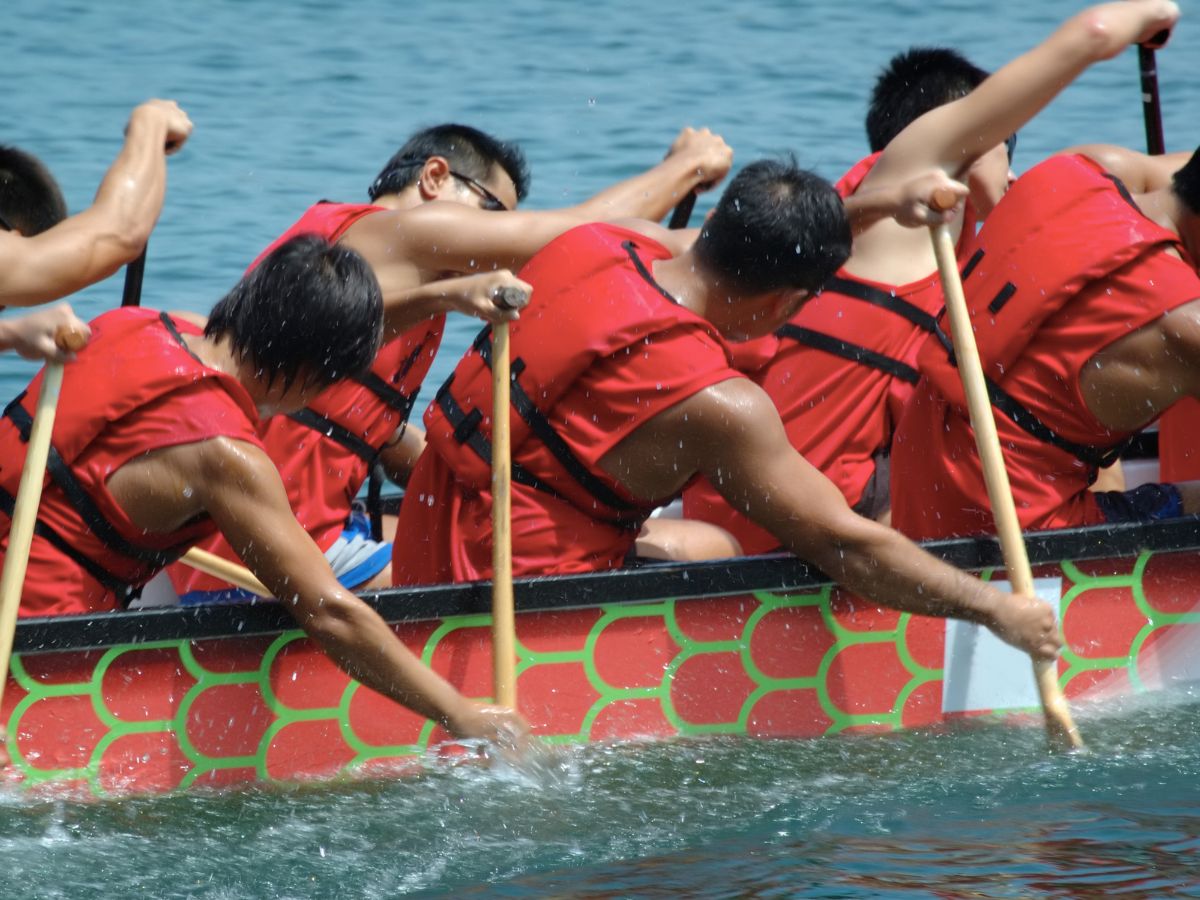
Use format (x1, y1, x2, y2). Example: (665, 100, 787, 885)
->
(418, 156, 453, 201)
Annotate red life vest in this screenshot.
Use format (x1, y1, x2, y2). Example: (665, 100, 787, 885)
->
(170, 202, 443, 594)
(682, 152, 972, 554)
(892, 154, 1195, 538)
(0, 308, 262, 614)
(392, 223, 740, 584)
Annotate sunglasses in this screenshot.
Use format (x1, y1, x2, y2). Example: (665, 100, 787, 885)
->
(1005, 133, 1018, 166)
(448, 169, 509, 212)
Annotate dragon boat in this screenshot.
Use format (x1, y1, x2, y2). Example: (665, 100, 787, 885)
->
(4, 515, 1200, 797)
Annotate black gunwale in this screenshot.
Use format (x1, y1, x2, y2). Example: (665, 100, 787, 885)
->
(14, 516, 1200, 654)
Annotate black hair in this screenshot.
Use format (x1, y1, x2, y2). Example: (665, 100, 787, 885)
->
(1173, 146, 1200, 216)
(368, 123, 530, 203)
(866, 47, 989, 152)
(693, 157, 851, 296)
(0, 145, 68, 235)
(205, 235, 383, 391)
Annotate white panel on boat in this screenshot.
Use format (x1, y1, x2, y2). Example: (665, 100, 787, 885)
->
(941, 577, 1063, 714)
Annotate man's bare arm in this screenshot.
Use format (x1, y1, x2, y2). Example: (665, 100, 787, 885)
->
(654, 381, 1062, 659)
(871, 1, 1179, 184)
(569, 127, 733, 222)
(379, 269, 531, 337)
(188, 438, 526, 741)
(347, 128, 731, 312)
(843, 169, 969, 233)
(0, 100, 193, 307)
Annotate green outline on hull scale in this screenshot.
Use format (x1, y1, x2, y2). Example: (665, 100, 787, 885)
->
(6, 545, 1197, 795)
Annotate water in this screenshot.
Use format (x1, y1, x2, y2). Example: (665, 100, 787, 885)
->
(5, 0, 1200, 895)
(2, 691, 1199, 897)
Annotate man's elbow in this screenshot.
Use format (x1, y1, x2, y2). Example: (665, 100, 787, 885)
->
(286, 591, 367, 647)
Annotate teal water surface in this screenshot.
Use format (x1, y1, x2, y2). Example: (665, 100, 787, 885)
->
(2, 691, 1199, 897)
(5, 0, 1200, 896)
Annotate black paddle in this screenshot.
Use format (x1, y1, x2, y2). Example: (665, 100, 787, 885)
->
(668, 192, 697, 230)
(1138, 45, 1165, 156)
(121, 245, 148, 307)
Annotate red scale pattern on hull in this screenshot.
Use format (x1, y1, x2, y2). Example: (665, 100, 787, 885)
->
(1062, 585, 1145, 660)
(671, 652, 756, 727)
(593, 615, 677, 690)
(747, 689, 833, 738)
(824, 642, 909, 718)
(748, 605, 833, 680)
(187, 682, 274, 759)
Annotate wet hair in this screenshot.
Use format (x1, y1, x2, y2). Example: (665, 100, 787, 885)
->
(0, 145, 68, 235)
(866, 48, 989, 152)
(368, 123, 530, 203)
(693, 157, 851, 296)
(205, 235, 383, 391)
(1172, 146, 1200, 216)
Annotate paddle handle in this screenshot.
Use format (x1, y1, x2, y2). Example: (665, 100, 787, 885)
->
(1138, 45, 1165, 155)
(929, 224, 1083, 750)
(491, 322, 517, 708)
(0, 362, 69, 733)
(121, 245, 148, 307)
(179, 548, 270, 597)
(668, 193, 697, 230)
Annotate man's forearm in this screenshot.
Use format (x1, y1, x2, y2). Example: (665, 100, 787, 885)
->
(812, 520, 1001, 626)
(285, 590, 469, 727)
(88, 106, 172, 252)
(571, 154, 705, 222)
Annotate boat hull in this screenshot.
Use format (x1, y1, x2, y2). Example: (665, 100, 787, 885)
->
(5, 519, 1200, 796)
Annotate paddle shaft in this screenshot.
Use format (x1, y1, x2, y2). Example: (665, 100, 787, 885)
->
(491, 322, 517, 708)
(668, 193, 697, 230)
(929, 223, 1083, 750)
(1138, 45, 1165, 156)
(179, 548, 270, 597)
(121, 244, 148, 307)
(0, 326, 89, 739)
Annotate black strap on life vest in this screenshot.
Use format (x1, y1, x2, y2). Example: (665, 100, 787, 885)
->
(435, 370, 598, 512)
(931, 249, 1133, 470)
(775, 324, 921, 385)
(471, 325, 640, 516)
(821, 276, 942, 334)
(366, 461, 386, 542)
(0, 480, 137, 602)
(285, 336, 427, 466)
(773, 275, 936, 385)
(4, 400, 191, 571)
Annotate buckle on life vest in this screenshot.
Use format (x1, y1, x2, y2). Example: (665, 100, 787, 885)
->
(453, 407, 483, 445)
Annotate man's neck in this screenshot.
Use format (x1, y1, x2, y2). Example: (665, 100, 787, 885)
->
(1136, 187, 1198, 263)
(371, 188, 423, 212)
(651, 250, 712, 317)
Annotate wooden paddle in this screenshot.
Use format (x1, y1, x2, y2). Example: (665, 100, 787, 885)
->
(928, 191, 1083, 751)
(179, 547, 270, 597)
(0, 325, 89, 757)
(490, 295, 520, 708)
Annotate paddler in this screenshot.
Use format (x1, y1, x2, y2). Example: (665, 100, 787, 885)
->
(669, 47, 993, 558)
(388, 157, 1063, 664)
(0, 235, 528, 748)
(889, 82, 1200, 535)
(672, 0, 1179, 558)
(168, 122, 733, 601)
